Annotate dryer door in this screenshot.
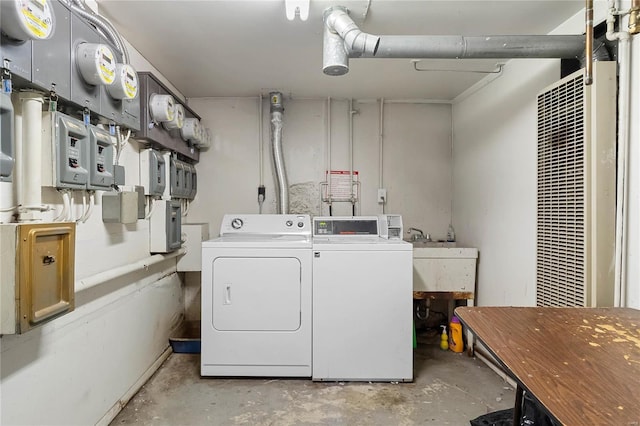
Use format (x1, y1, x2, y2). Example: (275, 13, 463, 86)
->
(212, 257, 301, 331)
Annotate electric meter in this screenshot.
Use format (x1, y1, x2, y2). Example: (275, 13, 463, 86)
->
(163, 103, 184, 130)
(76, 43, 116, 86)
(195, 127, 212, 149)
(180, 118, 201, 143)
(0, 0, 55, 41)
(107, 63, 138, 100)
(149, 94, 175, 123)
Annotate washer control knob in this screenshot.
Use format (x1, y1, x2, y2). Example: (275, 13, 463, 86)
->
(231, 218, 244, 229)
(297, 222, 305, 228)
(286, 220, 293, 227)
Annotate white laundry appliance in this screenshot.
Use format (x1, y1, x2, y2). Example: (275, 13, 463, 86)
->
(201, 214, 312, 377)
(312, 216, 413, 382)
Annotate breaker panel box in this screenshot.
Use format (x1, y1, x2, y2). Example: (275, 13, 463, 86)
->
(42, 112, 89, 190)
(189, 166, 197, 200)
(87, 126, 115, 190)
(70, 13, 101, 113)
(0, 222, 76, 335)
(0, 92, 14, 182)
(140, 148, 166, 197)
(149, 199, 182, 253)
(0, 36, 32, 84)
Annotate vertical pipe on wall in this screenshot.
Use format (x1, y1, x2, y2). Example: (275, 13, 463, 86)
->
(258, 95, 264, 186)
(17, 92, 44, 222)
(349, 98, 355, 213)
(327, 97, 332, 206)
(607, 0, 631, 306)
(270, 92, 288, 214)
(585, 0, 594, 85)
(379, 98, 384, 214)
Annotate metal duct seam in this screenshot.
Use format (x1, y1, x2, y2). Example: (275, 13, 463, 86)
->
(270, 92, 289, 214)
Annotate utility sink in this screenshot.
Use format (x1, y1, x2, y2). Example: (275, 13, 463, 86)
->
(412, 244, 478, 292)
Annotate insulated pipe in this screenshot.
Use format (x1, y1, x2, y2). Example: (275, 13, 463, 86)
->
(18, 92, 44, 222)
(323, 7, 586, 76)
(270, 92, 289, 214)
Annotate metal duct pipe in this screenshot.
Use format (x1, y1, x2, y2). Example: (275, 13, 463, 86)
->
(323, 7, 586, 76)
(270, 92, 289, 214)
(585, 0, 594, 85)
(70, 0, 130, 63)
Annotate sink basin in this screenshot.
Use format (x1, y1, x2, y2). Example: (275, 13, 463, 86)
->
(412, 246, 478, 292)
(410, 240, 457, 248)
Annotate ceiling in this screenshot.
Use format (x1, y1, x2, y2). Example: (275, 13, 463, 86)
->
(97, 0, 585, 101)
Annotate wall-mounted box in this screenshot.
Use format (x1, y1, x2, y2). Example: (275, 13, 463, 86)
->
(149, 199, 182, 253)
(70, 13, 101, 114)
(0, 92, 14, 182)
(0, 35, 32, 84)
(1, 222, 76, 335)
(87, 125, 114, 190)
(177, 223, 209, 272)
(102, 191, 139, 224)
(136, 72, 200, 162)
(42, 111, 89, 189)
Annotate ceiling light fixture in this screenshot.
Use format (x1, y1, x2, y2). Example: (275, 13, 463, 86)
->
(285, 0, 309, 21)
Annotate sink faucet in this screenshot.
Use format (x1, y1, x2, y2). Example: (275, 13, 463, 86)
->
(407, 227, 425, 241)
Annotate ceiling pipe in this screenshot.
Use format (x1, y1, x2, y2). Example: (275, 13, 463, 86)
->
(323, 6, 586, 76)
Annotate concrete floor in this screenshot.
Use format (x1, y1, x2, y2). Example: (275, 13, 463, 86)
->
(112, 338, 514, 426)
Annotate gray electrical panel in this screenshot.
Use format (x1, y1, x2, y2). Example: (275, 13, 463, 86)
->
(189, 166, 197, 200)
(122, 95, 140, 131)
(32, 0, 71, 100)
(169, 156, 180, 198)
(184, 164, 193, 200)
(0, 92, 14, 182)
(70, 13, 100, 113)
(54, 113, 89, 189)
(99, 40, 123, 124)
(140, 148, 166, 197)
(87, 125, 114, 190)
(149, 200, 182, 253)
(0, 37, 32, 84)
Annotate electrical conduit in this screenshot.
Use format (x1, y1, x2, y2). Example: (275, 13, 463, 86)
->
(18, 92, 44, 222)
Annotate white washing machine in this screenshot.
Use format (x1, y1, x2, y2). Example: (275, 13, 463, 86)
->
(312, 216, 413, 382)
(201, 214, 312, 377)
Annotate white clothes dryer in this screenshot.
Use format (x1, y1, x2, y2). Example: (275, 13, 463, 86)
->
(201, 214, 312, 377)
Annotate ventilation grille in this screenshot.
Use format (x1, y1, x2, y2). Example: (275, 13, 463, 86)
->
(537, 73, 586, 307)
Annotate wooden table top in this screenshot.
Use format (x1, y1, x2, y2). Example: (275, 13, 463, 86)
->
(455, 306, 640, 426)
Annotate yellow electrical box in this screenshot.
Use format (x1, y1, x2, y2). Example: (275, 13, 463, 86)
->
(0, 222, 75, 334)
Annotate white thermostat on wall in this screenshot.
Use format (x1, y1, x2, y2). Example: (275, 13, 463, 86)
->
(76, 43, 117, 86)
(107, 63, 139, 100)
(163, 103, 185, 130)
(181, 117, 201, 143)
(149, 94, 175, 123)
(0, 0, 55, 41)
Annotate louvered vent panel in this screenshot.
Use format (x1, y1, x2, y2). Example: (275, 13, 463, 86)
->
(536, 63, 616, 308)
(537, 74, 586, 307)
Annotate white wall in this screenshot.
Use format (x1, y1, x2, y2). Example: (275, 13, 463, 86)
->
(0, 42, 186, 425)
(453, 3, 640, 309)
(187, 97, 453, 241)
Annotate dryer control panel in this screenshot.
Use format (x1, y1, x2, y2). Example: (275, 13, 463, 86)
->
(219, 214, 310, 237)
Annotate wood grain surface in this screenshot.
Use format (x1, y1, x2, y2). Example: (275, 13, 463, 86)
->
(455, 307, 640, 426)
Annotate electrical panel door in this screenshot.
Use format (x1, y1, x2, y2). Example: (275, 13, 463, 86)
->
(87, 126, 114, 190)
(54, 113, 89, 189)
(140, 148, 166, 196)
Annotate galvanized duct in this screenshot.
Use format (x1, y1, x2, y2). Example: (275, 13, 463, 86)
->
(270, 92, 289, 214)
(323, 6, 586, 76)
